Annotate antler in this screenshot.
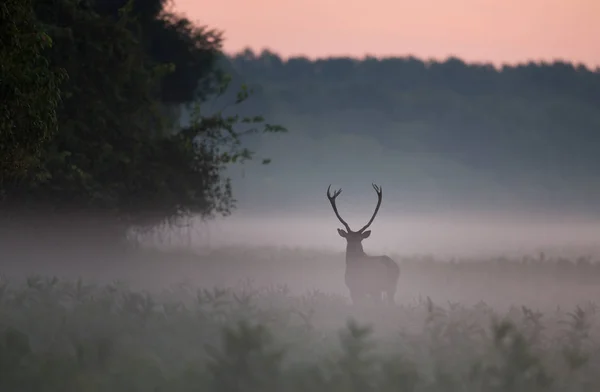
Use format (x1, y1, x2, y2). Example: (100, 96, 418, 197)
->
(326, 185, 351, 232)
(357, 183, 383, 233)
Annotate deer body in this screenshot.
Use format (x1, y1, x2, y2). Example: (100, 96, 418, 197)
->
(345, 250, 400, 304)
(327, 184, 400, 305)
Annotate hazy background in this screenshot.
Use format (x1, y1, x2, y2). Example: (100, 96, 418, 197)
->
(162, 0, 600, 258)
(168, 0, 600, 260)
(171, 214, 600, 258)
(166, 48, 600, 258)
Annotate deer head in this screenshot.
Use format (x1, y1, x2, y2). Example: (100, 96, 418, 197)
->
(326, 183, 383, 254)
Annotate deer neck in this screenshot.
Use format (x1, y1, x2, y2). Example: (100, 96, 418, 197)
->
(345, 242, 366, 263)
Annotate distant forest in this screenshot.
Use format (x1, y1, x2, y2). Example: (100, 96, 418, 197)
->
(214, 49, 600, 215)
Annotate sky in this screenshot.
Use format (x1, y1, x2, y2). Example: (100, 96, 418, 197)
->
(173, 0, 599, 67)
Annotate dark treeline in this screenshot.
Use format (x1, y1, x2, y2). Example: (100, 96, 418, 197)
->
(0, 0, 284, 247)
(220, 49, 600, 215)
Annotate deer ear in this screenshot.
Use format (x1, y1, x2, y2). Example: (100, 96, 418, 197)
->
(361, 230, 371, 239)
(337, 228, 348, 238)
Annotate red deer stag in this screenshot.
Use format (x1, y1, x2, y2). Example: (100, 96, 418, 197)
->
(327, 184, 400, 305)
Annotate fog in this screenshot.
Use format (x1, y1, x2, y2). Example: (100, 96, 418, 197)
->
(2, 207, 600, 318)
(5, 134, 600, 311)
(146, 211, 600, 259)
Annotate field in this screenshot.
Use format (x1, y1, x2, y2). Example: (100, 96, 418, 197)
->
(2, 245, 600, 391)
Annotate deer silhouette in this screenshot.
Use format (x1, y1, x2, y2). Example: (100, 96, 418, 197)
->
(327, 183, 400, 305)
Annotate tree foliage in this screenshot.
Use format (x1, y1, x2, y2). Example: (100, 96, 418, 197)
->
(0, 0, 66, 180)
(91, 0, 228, 105)
(0, 1, 286, 238)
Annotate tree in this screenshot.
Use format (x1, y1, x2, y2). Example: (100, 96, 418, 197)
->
(0, 0, 286, 245)
(0, 0, 66, 181)
(91, 0, 228, 106)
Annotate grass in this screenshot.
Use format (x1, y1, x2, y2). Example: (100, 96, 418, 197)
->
(2, 245, 600, 391)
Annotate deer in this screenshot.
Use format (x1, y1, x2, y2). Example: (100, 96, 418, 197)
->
(327, 183, 400, 305)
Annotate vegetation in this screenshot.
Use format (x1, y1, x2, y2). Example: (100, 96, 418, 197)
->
(0, 0, 65, 180)
(0, 260, 599, 391)
(0, 0, 285, 243)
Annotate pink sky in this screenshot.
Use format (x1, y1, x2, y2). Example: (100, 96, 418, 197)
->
(174, 0, 599, 68)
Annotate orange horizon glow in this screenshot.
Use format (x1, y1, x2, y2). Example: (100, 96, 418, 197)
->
(173, 0, 600, 69)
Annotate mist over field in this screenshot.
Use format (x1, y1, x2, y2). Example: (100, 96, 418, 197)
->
(154, 212, 600, 258)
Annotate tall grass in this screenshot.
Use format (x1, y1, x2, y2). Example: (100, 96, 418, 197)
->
(1, 267, 600, 391)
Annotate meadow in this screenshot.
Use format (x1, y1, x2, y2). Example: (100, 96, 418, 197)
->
(2, 245, 600, 391)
